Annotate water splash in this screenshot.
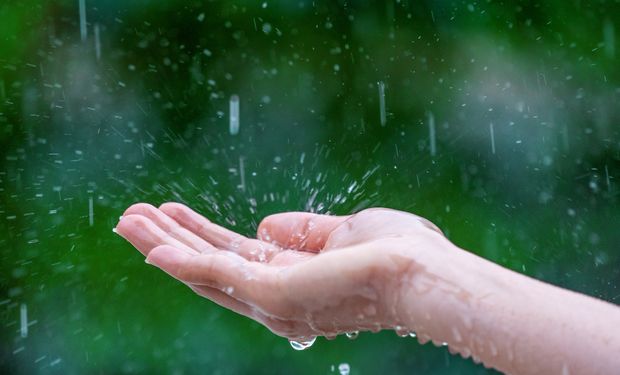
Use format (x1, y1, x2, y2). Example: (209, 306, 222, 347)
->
(289, 336, 316, 350)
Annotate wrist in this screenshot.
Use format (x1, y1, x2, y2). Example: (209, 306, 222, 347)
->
(394, 240, 524, 347)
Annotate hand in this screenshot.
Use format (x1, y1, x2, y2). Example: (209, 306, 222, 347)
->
(115, 203, 452, 342)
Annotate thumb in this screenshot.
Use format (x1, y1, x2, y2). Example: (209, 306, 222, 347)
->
(257, 212, 350, 252)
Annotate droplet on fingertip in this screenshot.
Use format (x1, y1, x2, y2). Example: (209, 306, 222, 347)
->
(112, 227, 118, 233)
(345, 331, 359, 340)
(395, 325, 409, 337)
(289, 337, 316, 351)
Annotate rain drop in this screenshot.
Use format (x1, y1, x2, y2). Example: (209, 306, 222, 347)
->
(229, 94, 240, 135)
(78, 0, 87, 42)
(377, 81, 386, 126)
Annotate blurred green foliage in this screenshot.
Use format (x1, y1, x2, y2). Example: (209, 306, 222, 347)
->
(1, 1, 619, 374)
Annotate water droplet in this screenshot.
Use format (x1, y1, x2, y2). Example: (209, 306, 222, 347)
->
(428, 111, 436, 157)
(408, 332, 417, 338)
(229, 95, 240, 135)
(394, 325, 409, 337)
(338, 363, 350, 375)
(289, 337, 316, 351)
(345, 331, 359, 340)
(377, 81, 386, 126)
(20, 304, 28, 338)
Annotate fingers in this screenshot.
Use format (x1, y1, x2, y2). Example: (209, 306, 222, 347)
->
(115, 214, 199, 256)
(123, 203, 218, 254)
(146, 245, 278, 307)
(188, 284, 256, 319)
(257, 212, 350, 252)
(159, 202, 244, 248)
(159, 202, 281, 261)
(189, 284, 302, 339)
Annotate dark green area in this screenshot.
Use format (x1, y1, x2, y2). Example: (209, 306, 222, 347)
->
(1, 0, 619, 374)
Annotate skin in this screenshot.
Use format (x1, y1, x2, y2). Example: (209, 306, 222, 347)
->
(116, 203, 620, 374)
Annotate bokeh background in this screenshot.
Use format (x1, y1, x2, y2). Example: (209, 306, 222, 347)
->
(1, 0, 619, 374)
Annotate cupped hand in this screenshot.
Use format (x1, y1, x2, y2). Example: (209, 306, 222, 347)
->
(115, 203, 451, 341)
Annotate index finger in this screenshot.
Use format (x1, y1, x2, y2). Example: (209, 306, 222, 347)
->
(147, 245, 282, 311)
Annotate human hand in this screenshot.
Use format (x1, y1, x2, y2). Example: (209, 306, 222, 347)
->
(115, 203, 454, 344)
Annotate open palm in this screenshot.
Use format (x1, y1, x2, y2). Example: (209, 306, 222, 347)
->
(116, 202, 447, 342)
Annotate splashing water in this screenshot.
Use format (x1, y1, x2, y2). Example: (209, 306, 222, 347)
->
(289, 336, 316, 351)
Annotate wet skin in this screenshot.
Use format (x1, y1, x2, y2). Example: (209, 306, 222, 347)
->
(116, 203, 620, 375)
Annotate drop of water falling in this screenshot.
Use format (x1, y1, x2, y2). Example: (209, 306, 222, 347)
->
(377, 81, 386, 126)
(289, 337, 316, 351)
(229, 94, 240, 135)
(345, 331, 359, 340)
(338, 363, 350, 375)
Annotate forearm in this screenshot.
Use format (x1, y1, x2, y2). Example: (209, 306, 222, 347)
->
(396, 243, 620, 374)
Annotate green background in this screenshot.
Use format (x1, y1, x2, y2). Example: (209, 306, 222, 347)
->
(1, 1, 619, 374)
